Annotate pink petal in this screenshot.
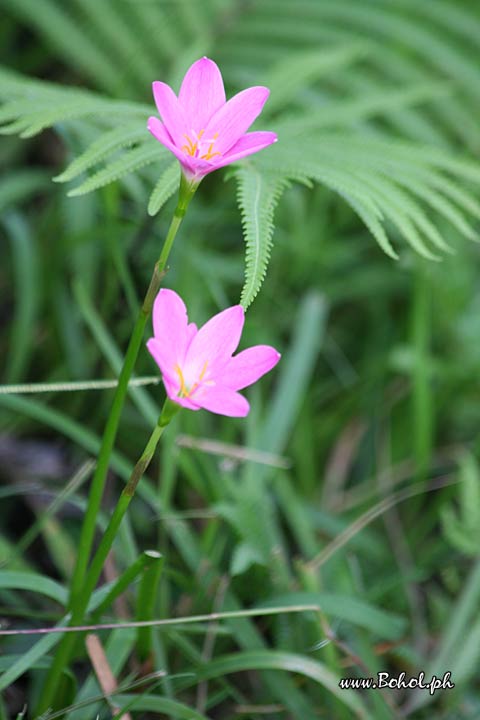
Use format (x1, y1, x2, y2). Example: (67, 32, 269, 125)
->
(148, 337, 200, 411)
(148, 118, 216, 180)
(147, 117, 195, 171)
(173, 395, 201, 410)
(221, 345, 281, 390)
(208, 131, 278, 170)
(146, 338, 179, 387)
(163, 375, 200, 411)
(179, 57, 226, 132)
(154, 358, 200, 411)
(192, 384, 250, 417)
(185, 305, 245, 377)
(186, 322, 198, 345)
(203, 86, 270, 154)
(185, 157, 216, 179)
(162, 372, 179, 398)
(152, 81, 188, 147)
(151, 289, 190, 368)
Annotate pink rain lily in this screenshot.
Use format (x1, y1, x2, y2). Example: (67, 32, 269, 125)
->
(147, 57, 277, 182)
(147, 289, 280, 417)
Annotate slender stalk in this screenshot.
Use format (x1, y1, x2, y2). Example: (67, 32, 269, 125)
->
(37, 402, 179, 714)
(68, 179, 195, 614)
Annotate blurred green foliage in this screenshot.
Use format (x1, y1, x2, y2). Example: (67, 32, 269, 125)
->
(1, 0, 480, 718)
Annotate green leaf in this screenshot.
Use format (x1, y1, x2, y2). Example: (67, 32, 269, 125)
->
(175, 650, 369, 718)
(3, 213, 39, 383)
(259, 592, 406, 639)
(0, 581, 122, 692)
(406, 559, 480, 714)
(67, 142, 159, 197)
(236, 164, 292, 308)
(1, 0, 126, 94)
(67, 629, 137, 720)
(260, 133, 480, 259)
(264, 44, 369, 114)
(147, 161, 180, 216)
(260, 291, 327, 456)
(115, 695, 211, 720)
(441, 453, 480, 555)
(0, 571, 68, 605)
(54, 123, 145, 183)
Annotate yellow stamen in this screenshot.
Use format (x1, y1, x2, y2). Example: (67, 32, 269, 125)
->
(175, 364, 189, 397)
(189, 361, 209, 395)
(200, 132, 220, 160)
(181, 135, 196, 157)
(200, 145, 221, 160)
(174, 361, 208, 398)
(199, 361, 208, 381)
(181, 129, 205, 157)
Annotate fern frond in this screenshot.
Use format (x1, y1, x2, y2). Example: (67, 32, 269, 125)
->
(71, 0, 158, 88)
(254, 132, 480, 261)
(223, 0, 480, 147)
(344, 196, 397, 259)
(67, 143, 161, 197)
(285, 164, 399, 259)
(237, 126, 478, 270)
(54, 124, 146, 183)
(0, 78, 150, 139)
(236, 166, 292, 308)
(3, 0, 480, 298)
(352, 171, 448, 258)
(1, 0, 120, 93)
(121, 1, 182, 59)
(373, 167, 478, 241)
(263, 45, 369, 115)
(276, 82, 450, 136)
(14, 101, 123, 140)
(147, 162, 181, 217)
(176, 0, 210, 41)
(409, 0, 480, 45)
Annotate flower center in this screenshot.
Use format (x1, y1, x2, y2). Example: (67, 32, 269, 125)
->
(181, 129, 221, 161)
(174, 361, 209, 398)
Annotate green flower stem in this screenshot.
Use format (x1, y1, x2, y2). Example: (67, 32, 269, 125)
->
(38, 401, 180, 714)
(68, 176, 196, 614)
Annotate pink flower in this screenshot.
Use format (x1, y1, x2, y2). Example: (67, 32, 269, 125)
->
(146, 289, 280, 417)
(147, 57, 277, 182)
